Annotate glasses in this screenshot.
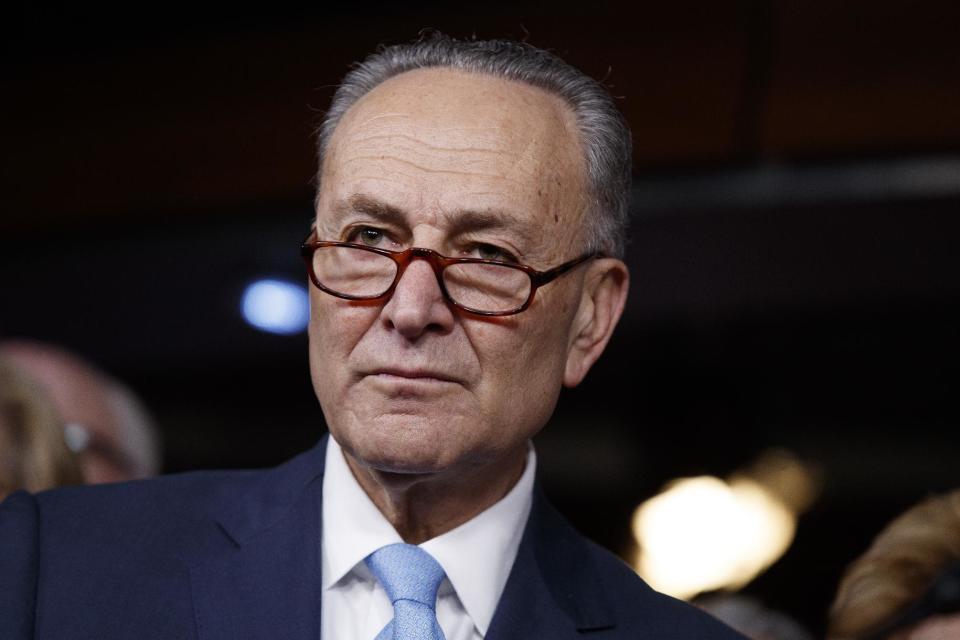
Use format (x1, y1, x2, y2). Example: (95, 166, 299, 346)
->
(300, 231, 598, 316)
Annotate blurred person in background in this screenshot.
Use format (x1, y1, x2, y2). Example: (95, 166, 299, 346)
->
(0, 357, 83, 500)
(0, 340, 161, 484)
(828, 489, 960, 640)
(697, 594, 813, 640)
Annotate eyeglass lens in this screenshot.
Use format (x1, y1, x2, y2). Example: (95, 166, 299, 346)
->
(311, 245, 532, 313)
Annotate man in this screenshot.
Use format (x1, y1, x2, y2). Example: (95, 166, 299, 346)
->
(0, 34, 743, 639)
(0, 340, 161, 485)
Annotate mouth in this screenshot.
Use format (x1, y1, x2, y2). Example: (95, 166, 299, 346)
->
(365, 367, 462, 385)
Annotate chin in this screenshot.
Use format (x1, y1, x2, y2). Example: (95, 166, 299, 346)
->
(334, 414, 458, 474)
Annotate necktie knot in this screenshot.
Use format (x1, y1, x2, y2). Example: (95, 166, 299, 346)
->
(365, 543, 447, 640)
(365, 543, 446, 608)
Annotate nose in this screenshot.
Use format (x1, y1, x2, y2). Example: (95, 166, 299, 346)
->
(379, 256, 455, 340)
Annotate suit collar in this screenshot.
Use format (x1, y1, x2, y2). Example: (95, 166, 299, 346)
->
(189, 437, 328, 640)
(190, 437, 618, 639)
(486, 483, 617, 639)
(213, 437, 328, 546)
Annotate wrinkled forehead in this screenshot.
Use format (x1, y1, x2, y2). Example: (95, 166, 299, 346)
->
(327, 67, 583, 165)
(318, 68, 588, 254)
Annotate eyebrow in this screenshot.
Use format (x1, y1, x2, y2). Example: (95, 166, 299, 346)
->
(329, 194, 537, 248)
(332, 194, 405, 223)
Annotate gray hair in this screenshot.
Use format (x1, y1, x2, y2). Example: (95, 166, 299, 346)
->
(316, 33, 633, 258)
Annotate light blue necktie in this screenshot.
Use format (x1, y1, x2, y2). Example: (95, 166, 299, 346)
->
(365, 543, 447, 640)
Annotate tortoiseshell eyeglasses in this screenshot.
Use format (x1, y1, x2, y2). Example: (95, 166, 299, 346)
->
(300, 231, 598, 316)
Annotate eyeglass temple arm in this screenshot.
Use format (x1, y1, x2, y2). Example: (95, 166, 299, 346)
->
(530, 253, 600, 286)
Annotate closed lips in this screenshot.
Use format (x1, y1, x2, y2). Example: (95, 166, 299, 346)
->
(370, 368, 460, 383)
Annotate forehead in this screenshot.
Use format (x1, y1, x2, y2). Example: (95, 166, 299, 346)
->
(318, 68, 586, 254)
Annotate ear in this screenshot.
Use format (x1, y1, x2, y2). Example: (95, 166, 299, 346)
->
(563, 259, 630, 387)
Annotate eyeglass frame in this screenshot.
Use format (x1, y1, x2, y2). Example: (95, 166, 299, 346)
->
(300, 230, 600, 317)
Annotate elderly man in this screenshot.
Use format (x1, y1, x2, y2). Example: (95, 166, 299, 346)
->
(0, 35, 743, 639)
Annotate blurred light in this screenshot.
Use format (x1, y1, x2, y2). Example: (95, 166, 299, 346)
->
(241, 279, 309, 335)
(631, 450, 817, 601)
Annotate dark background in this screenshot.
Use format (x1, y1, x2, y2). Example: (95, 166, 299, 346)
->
(3, 2, 959, 634)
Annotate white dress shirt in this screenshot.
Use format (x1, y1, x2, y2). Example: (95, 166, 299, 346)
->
(320, 437, 536, 640)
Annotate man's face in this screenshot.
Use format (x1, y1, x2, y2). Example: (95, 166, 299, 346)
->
(309, 68, 590, 479)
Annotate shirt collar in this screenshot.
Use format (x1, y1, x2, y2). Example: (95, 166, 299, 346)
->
(321, 436, 536, 636)
(321, 437, 403, 590)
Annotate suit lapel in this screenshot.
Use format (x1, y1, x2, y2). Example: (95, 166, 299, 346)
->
(486, 484, 617, 640)
(189, 438, 328, 640)
(187, 440, 619, 640)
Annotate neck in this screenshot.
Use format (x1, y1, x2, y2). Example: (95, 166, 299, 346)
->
(343, 447, 528, 544)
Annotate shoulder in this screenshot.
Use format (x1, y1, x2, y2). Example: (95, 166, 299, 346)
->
(527, 489, 745, 639)
(0, 440, 328, 560)
(0, 467, 270, 571)
(41, 468, 258, 527)
(580, 537, 746, 639)
(0, 441, 328, 638)
(37, 467, 261, 517)
(0, 470, 264, 639)
(12, 437, 328, 545)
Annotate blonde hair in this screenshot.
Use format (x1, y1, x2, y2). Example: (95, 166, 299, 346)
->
(827, 490, 960, 639)
(0, 357, 83, 499)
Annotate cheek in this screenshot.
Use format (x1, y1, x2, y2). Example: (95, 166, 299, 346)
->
(308, 295, 377, 378)
(469, 308, 570, 397)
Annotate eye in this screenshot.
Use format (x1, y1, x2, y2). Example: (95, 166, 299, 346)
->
(471, 243, 517, 263)
(347, 226, 388, 247)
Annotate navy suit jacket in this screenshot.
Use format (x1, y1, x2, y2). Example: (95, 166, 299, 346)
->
(0, 437, 744, 639)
